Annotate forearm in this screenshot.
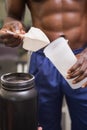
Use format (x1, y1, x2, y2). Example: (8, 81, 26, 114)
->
(4, 17, 22, 25)
(4, 0, 26, 24)
(1, 0, 27, 32)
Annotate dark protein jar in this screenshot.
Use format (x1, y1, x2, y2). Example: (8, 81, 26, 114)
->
(0, 72, 37, 130)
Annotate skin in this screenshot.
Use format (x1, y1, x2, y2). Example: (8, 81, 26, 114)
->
(0, 0, 87, 87)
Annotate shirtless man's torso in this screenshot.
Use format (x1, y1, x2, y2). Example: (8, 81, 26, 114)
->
(27, 0, 87, 49)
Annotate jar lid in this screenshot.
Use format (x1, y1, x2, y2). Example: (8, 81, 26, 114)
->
(1, 73, 35, 91)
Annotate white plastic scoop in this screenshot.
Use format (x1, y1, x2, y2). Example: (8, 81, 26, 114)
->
(23, 27, 50, 51)
(7, 27, 50, 52)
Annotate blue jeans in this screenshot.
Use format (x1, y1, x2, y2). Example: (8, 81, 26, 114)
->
(29, 47, 87, 130)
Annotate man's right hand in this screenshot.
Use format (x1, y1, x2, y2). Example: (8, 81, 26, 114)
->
(38, 127, 42, 130)
(0, 20, 26, 47)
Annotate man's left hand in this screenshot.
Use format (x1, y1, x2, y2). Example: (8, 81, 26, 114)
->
(67, 48, 87, 88)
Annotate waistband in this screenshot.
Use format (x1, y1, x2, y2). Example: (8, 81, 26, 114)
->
(72, 47, 86, 55)
(35, 45, 87, 55)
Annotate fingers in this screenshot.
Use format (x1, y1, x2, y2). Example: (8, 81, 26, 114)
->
(0, 20, 26, 47)
(0, 31, 9, 43)
(0, 33, 22, 47)
(2, 21, 26, 35)
(4, 38, 23, 47)
(67, 58, 83, 74)
(67, 63, 87, 84)
(0, 28, 24, 47)
(67, 61, 87, 78)
(67, 49, 87, 87)
(8, 21, 26, 34)
(82, 81, 87, 88)
(72, 73, 87, 84)
(38, 127, 42, 130)
(4, 35, 23, 47)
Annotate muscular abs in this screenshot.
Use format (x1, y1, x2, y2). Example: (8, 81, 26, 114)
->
(28, 0, 87, 49)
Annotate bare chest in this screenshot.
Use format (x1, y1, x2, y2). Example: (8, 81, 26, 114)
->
(29, 0, 85, 14)
(28, 0, 87, 47)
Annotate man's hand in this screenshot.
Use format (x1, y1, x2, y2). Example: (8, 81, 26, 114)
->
(38, 127, 42, 130)
(67, 48, 87, 88)
(0, 20, 25, 47)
